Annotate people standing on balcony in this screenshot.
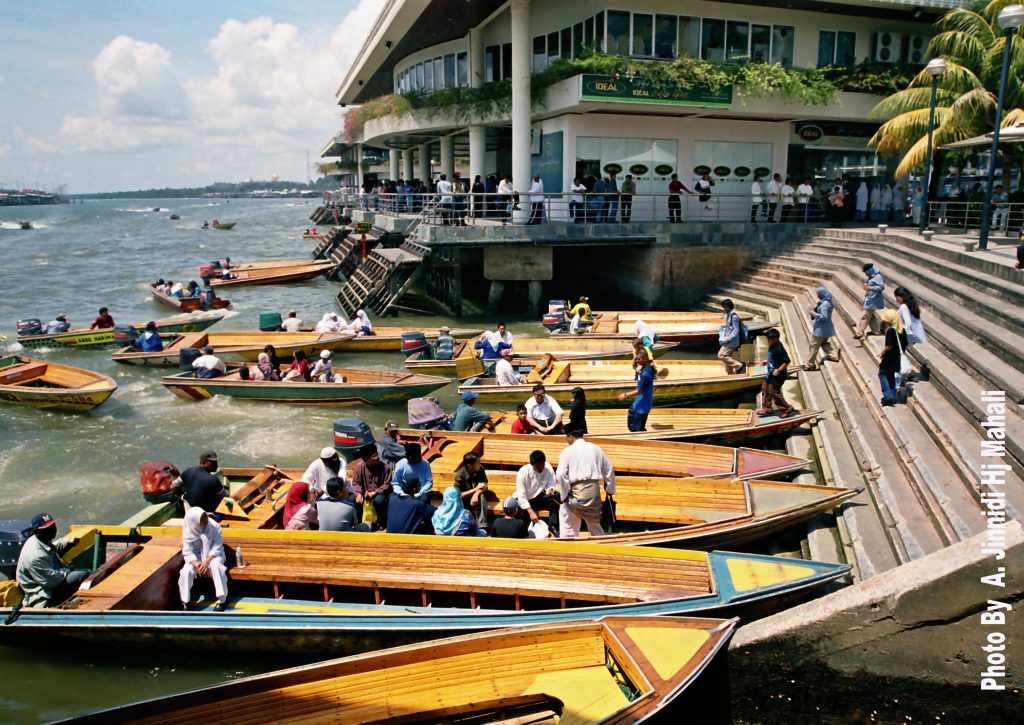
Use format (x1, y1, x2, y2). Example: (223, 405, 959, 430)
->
(471, 175, 485, 219)
(528, 176, 545, 225)
(767, 173, 783, 222)
(620, 174, 635, 222)
(828, 185, 845, 228)
(569, 177, 587, 222)
(797, 178, 814, 222)
(855, 182, 868, 222)
(781, 178, 795, 222)
(695, 172, 715, 214)
(452, 172, 468, 226)
(869, 184, 881, 221)
(605, 173, 619, 222)
(590, 176, 606, 222)
(750, 175, 765, 223)
(497, 174, 514, 219)
(484, 175, 498, 218)
(668, 173, 692, 223)
(436, 173, 453, 225)
(911, 186, 925, 226)
(892, 183, 906, 224)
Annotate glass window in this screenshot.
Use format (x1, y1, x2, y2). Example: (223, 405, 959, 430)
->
(547, 31, 559, 63)
(573, 22, 584, 57)
(836, 31, 856, 66)
(416, 62, 424, 90)
(424, 59, 434, 91)
(457, 51, 468, 86)
(607, 10, 630, 55)
(443, 54, 455, 88)
(702, 19, 725, 62)
(654, 14, 676, 59)
(751, 24, 771, 63)
(595, 11, 604, 52)
(561, 27, 572, 59)
(433, 57, 443, 88)
(533, 35, 546, 71)
(585, 17, 594, 50)
(485, 46, 497, 83)
(632, 13, 653, 56)
(817, 30, 836, 67)
(726, 20, 749, 61)
(678, 17, 700, 57)
(771, 26, 794, 67)
(502, 43, 512, 80)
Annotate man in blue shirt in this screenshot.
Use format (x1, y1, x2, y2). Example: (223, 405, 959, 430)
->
(618, 347, 655, 431)
(451, 390, 494, 432)
(386, 475, 436, 535)
(473, 332, 510, 360)
(135, 321, 164, 352)
(853, 263, 885, 341)
(392, 443, 433, 503)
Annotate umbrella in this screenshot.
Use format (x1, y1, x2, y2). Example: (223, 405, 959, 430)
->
(941, 122, 1024, 149)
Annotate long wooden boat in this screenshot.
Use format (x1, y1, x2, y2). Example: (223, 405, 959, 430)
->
(15, 311, 225, 350)
(554, 311, 774, 345)
(150, 284, 231, 313)
(111, 331, 354, 367)
(331, 326, 483, 353)
(222, 258, 317, 272)
(491, 407, 822, 444)
(397, 429, 810, 480)
(163, 366, 450, 406)
(0, 355, 116, 412)
(460, 359, 782, 407)
(63, 616, 737, 725)
(405, 338, 677, 379)
(209, 261, 336, 287)
(211, 221, 236, 230)
(0, 526, 850, 653)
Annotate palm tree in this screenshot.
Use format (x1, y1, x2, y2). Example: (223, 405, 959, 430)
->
(869, 0, 1024, 179)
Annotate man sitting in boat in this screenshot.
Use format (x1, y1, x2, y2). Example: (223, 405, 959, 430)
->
(556, 428, 615, 539)
(168, 280, 185, 298)
(490, 497, 529, 538)
(89, 307, 115, 330)
(219, 257, 235, 280)
(42, 313, 71, 334)
(281, 310, 304, 333)
(178, 450, 228, 517)
(494, 348, 523, 386)
(301, 447, 347, 498)
(15, 513, 89, 608)
(192, 345, 226, 379)
(392, 443, 434, 504)
(473, 331, 511, 360)
(514, 449, 561, 536)
(454, 452, 490, 529)
(386, 473, 436, 535)
(376, 421, 406, 467)
(432, 326, 455, 360)
(525, 383, 564, 435)
(317, 477, 367, 532)
(178, 508, 228, 612)
(134, 321, 164, 352)
(350, 443, 392, 528)
(311, 349, 339, 383)
(451, 390, 494, 432)
(568, 296, 592, 322)
(510, 404, 538, 434)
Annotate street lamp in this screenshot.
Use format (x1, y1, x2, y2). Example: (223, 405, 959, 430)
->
(979, 3, 1024, 250)
(920, 57, 948, 234)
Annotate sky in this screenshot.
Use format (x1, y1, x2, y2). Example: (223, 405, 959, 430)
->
(0, 0, 384, 193)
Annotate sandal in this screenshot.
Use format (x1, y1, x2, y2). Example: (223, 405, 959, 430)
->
(779, 410, 794, 419)
(801, 364, 818, 371)
(755, 408, 772, 416)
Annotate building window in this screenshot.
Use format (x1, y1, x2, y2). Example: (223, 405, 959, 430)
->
(654, 14, 676, 59)
(595, 11, 604, 52)
(726, 20, 749, 60)
(444, 54, 456, 88)
(416, 63, 424, 90)
(771, 25, 795, 67)
(817, 31, 836, 67)
(501, 43, 512, 80)
(424, 60, 433, 91)
(485, 46, 497, 83)
(751, 24, 771, 63)
(607, 10, 630, 55)
(819, 30, 856, 66)
(632, 13, 654, 56)
(547, 31, 559, 64)
(561, 27, 572, 59)
(533, 35, 546, 71)
(679, 16, 700, 57)
(573, 22, 584, 57)
(585, 16, 595, 50)
(457, 51, 468, 86)
(702, 19, 726, 61)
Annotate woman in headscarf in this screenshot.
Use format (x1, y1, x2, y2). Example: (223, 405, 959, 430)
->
(869, 184, 881, 221)
(263, 344, 282, 376)
(878, 309, 908, 408)
(803, 286, 839, 371)
(178, 507, 229, 611)
(315, 314, 335, 333)
(633, 320, 657, 357)
(281, 481, 319, 530)
(855, 182, 868, 222)
(432, 487, 486, 536)
(352, 309, 373, 336)
(253, 352, 279, 381)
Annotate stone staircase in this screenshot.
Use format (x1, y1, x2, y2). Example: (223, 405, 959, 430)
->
(702, 227, 1024, 581)
(334, 240, 430, 318)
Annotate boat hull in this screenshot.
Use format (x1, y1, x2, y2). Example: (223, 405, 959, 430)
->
(332, 327, 483, 353)
(163, 373, 450, 406)
(0, 356, 117, 412)
(16, 313, 224, 350)
(209, 263, 335, 287)
(112, 332, 354, 367)
(150, 285, 231, 313)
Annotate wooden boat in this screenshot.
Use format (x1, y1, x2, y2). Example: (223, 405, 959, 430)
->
(63, 616, 737, 724)
(209, 261, 336, 287)
(168, 213, 180, 220)
(163, 366, 450, 406)
(111, 331, 354, 367)
(302, 231, 324, 239)
(0, 355, 116, 412)
(560, 311, 774, 346)
(0, 526, 850, 653)
(331, 326, 483, 353)
(460, 358, 782, 407)
(405, 338, 676, 379)
(491, 407, 823, 444)
(16, 311, 225, 350)
(150, 284, 231, 313)
(396, 429, 810, 480)
(19, 221, 32, 230)
(223, 258, 318, 272)
(211, 221, 236, 230)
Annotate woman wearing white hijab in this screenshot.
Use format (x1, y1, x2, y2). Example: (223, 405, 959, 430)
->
(178, 507, 229, 611)
(352, 309, 373, 336)
(855, 182, 868, 222)
(315, 313, 335, 334)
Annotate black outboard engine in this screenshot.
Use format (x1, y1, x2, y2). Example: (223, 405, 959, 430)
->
(179, 347, 202, 370)
(0, 519, 32, 580)
(16, 319, 43, 337)
(113, 324, 137, 347)
(333, 418, 376, 462)
(542, 300, 569, 333)
(400, 331, 429, 355)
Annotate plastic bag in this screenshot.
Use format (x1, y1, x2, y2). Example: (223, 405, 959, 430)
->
(362, 497, 377, 526)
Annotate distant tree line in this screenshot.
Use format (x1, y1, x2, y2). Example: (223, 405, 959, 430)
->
(77, 178, 335, 199)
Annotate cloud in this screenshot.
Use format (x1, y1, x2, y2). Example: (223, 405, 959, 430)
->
(92, 35, 188, 119)
(0, 143, 10, 159)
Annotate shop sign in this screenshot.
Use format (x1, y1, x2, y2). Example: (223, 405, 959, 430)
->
(603, 163, 623, 175)
(733, 166, 751, 178)
(654, 164, 674, 176)
(629, 164, 649, 175)
(580, 74, 733, 108)
(693, 165, 712, 176)
(797, 125, 824, 143)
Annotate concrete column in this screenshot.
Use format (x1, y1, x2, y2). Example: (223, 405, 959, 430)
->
(470, 26, 485, 88)
(355, 143, 365, 188)
(486, 280, 506, 311)
(389, 150, 400, 181)
(440, 135, 455, 179)
(510, 0, 532, 223)
(402, 149, 414, 181)
(418, 142, 431, 183)
(469, 125, 486, 214)
(527, 280, 543, 315)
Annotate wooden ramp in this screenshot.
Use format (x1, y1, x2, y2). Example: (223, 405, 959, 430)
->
(335, 241, 429, 318)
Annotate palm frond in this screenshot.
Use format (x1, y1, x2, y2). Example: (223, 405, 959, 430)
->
(928, 31, 987, 69)
(936, 7, 996, 45)
(909, 60, 985, 94)
(950, 86, 998, 120)
(894, 134, 933, 179)
(870, 87, 960, 119)
(1001, 106, 1024, 126)
(870, 107, 948, 151)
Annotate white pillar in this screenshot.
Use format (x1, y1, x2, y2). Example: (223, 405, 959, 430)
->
(470, 27, 485, 89)
(440, 135, 455, 179)
(402, 149, 414, 181)
(389, 150, 400, 181)
(418, 142, 431, 182)
(355, 143, 365, 188)
(510, 0, 532, 223)
(469, 125, 486, 187)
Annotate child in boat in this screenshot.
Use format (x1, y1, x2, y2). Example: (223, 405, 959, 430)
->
(178, 508, 229, 611)
(490, 497, 528, 538)
(757, 329, 794, 418)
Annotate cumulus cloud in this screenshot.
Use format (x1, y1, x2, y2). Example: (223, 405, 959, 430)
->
(92, 35, 188, 119)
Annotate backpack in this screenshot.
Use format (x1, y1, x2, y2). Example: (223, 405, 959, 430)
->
(730, 311, 751, 345)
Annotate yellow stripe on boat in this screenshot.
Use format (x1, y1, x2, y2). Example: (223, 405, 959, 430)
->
(623, 625, 710, 680)
(726, 557, 818, 592)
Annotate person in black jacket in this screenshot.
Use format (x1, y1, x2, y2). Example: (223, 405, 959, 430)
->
(878, 309, 908, 407)
(569, 387, 587, 435)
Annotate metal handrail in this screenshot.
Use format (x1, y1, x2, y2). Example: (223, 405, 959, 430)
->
(924, 199, 1022, 235)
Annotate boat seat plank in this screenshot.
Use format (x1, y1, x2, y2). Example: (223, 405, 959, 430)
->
(0, 362, 47, 386)
(72, 542, 182, 610)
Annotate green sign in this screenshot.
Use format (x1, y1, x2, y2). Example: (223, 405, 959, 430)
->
(579, 74, 733, 108)
(354, 222, 371, 234)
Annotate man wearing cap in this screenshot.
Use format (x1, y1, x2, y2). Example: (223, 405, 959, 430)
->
(192, 345, 226, 379)
(490, 498, 528, 538)
(302, 447, 348, 498)
(433, 326, 455, 360)
(392, 443, 434, 503)
(568, 297, 592, 322)
(16, 513, 89, 607)
(281, 310, 304, 332)
(454, 452, 490, 529)
(350, 443, 392, 527)
(514, 449, 560, 535)
(386, 472, 436, 534)
(43, 313, 71, 334)
(555, 428, 615, 539)
(525, 383, 564, 434)
(179, 450, 229, 515)
(451, 390, 494, 432)
(310, 349, 337, 383)
(377, 421, 406, 467)
(494, 348, 523, 386)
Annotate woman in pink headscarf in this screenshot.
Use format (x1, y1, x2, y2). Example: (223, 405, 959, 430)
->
(281, 482, 319, 530)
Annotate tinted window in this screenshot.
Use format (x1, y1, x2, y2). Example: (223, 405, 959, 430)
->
(726, 20, 749, 60)
(607, 10, 630, 55)
(818, 30, 836, 67)
(702, 19, 725, 61)
(633, 13, 653, 56)
(679, 17, 700, 57)
(655, 15, 676, 59)
(771, 25, 794, 67)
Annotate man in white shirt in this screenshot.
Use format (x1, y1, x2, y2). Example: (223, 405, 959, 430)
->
(497, 175, 515, 218)
(192, 345, 226, 379)
(555, 428, 615, 538)
(527, 175, 544, 225)
(780, 178, 795, 223)
(766, 173, 783, 223)
(486, 322, 514, 350)
(514, 449, 561, 535)
(569, 177, 587, 222)
(525, 383, 564, 434)
(310, 349, 337, 383)
(301, 447, 348, 497)
(436, 173, 454, 225)
(281, 311, 304, 332)
(495, 348, 522, 386)
(796, 178, 814, 223)
(750, 176, 764, 223)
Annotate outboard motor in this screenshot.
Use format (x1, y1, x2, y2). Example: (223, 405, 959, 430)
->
(400, 331, 429, 355)
(333, 418, 376, 462)
(407, 397, 450, 430)
(259, 311, 283, 332)
(113, 324, 137, 347)
(542, 300, 569, 332)
(179, 347, 202, 370)
(139, 461, 181, 505)
(16, 318, 43, 337)
(0, 519, 32, 580)
(199, 265, 216, 282)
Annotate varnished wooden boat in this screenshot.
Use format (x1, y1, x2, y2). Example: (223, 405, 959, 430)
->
(209, 261, 336, 287)
(405, 338, 676, 379)
(221, 258, 317, 272)
(0, 526, 849, 652)
(460, 359, 784, 407)
(150, 284, 231, 313)
(211, 221, 236, 230)
(492, 407, 822, 444)
(0, 355, 116, 412)
(111, 331, 354, 367)
(163, 366, 450, 406)
(331, 326, 483, 353)
(16, 311, 225, 350)
(396, 429, 810, 480)
(64, 616, 737, 724)
(555, 311, 773, 345)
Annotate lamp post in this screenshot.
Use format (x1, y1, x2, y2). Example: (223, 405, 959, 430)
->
(979, 4, 1024, 251)
(919, 57, 948, 234)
